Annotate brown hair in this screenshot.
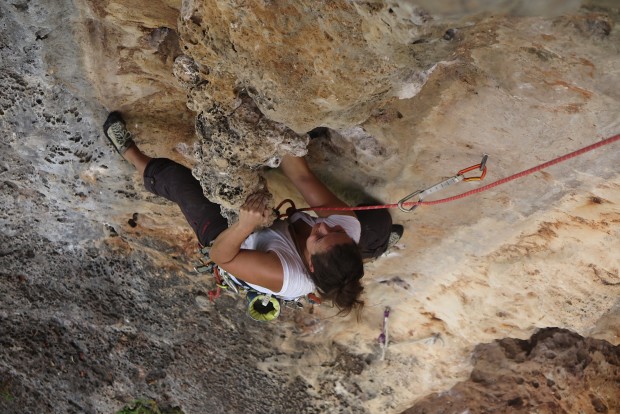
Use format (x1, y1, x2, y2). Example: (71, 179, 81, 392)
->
(309, 242, 364, 316)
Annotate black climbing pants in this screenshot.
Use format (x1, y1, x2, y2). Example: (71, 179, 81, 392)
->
(144, 158, 229, 246)
(143, 158, 393, 258)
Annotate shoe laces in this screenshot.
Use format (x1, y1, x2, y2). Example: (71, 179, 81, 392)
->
(387, 231, 401, 248)
(109, 122, 132, 142)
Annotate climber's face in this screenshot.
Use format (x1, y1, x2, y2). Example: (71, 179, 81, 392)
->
(306, 222, 353, 256)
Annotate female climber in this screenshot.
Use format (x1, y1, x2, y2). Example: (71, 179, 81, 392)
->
(103, 111, 400, 315)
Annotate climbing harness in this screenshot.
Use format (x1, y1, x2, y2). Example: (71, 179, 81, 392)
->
(397, 154, 488, 212)
(378, 306, 390, 361)
(194, 244, 321, 322)
(273, 133, 619, 216)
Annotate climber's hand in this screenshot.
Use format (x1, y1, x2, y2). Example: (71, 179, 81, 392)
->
(239, 191, 272, 231)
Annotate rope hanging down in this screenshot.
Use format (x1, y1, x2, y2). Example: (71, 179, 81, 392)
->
(284, 133, 619, 214)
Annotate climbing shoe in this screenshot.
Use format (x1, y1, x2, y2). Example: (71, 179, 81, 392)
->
(103, 111, 135, 155)
(387, 224, 404, 250)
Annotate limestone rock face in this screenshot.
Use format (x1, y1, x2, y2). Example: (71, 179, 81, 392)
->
(174, 0, 589, 214)
(176, 0, 583, 134)
(187, 82, 308, 221)
(1, 0, 620, 413)
(177, 0, 449, 133)
(175, 0, 454, 216)
(405, 328, 620, 414)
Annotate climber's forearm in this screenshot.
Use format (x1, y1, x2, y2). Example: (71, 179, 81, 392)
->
(209, 221, 254, 265)
(211, 191, 272, 264)
(279, 155, 314, 184)
(279, 155, 354, 217)
(279, 155, 327, 201)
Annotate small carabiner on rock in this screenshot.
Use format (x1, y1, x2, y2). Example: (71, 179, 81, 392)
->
(458, 154, 488, 182)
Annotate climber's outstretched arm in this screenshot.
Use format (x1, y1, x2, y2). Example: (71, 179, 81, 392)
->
(279, 155, 355, 218)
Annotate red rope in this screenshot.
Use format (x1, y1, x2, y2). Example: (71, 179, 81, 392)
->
(293, 133, 620, 213)
(208, 266, 223, 302)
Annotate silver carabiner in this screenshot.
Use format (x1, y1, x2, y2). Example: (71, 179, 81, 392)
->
(397, 175, 464, 213)
(397, 190, 423, 212)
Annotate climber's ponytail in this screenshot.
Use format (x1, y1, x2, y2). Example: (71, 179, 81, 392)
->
(310, 242, 365, 316)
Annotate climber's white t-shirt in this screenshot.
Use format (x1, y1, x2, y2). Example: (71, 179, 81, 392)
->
(231, 212, 361, 300)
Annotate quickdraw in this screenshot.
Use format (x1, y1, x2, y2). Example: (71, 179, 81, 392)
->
(273, 155, 490, 218)
(397, 154, 488, 213)
(270, 133, 620, 216)
(378, 306, 390, 361)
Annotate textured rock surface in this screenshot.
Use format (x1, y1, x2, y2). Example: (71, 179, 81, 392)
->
(188, 88, 308, 221)
(177, 0, 443, 133)
(175, 0, 456, 215)
(174, 0, 604, 215)
(177, 0, 584, 133)
(1, 0, 619, 413)
(0, 1, 313, 413)
(404, 328, 620, 414)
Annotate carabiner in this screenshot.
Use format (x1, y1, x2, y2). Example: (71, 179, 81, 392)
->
(397, 173, 464, 212)
(397, 155, 489, 213)
(275, 198, 297, 219)
(458, 154, 488, 182)
(397, 189, 423, 212)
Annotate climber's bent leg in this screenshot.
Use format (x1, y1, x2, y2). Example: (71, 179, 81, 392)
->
(143, 158, 228, 246)
(124, 144, 152, 176)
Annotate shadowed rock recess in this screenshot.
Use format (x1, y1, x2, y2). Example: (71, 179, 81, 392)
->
(1, 0, 619, 413)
